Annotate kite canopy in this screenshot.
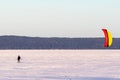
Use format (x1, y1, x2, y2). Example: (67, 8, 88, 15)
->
(102, 29, 113, 47)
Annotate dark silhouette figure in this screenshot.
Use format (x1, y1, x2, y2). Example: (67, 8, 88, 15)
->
(17, 55, 21, 62)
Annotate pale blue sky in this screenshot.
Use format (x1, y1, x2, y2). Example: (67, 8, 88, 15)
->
(0, 0, 120, 37)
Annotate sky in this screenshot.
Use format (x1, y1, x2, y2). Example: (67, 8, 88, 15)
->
(0, 0, 120, 38)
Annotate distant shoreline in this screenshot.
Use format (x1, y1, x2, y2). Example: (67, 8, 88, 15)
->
(0, 35, 119, 49)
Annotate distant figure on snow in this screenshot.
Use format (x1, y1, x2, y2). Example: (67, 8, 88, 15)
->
(17, 55, 21, 63)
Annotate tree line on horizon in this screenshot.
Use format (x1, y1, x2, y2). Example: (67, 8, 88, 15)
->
(0, 36, 119, 49)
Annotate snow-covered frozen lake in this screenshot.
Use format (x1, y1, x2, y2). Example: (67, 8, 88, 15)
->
(0, 50, 120, 80)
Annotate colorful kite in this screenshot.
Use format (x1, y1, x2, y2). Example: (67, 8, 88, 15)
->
(102, 29, 113, 47)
